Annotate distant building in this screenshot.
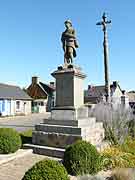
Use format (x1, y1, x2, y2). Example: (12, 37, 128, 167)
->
(127, 91, 135, 103)
(0, 83, 32, 116)
(26, 77, 55, 113)
(84, 81, 126, 107)
(127, 91, 135, 111)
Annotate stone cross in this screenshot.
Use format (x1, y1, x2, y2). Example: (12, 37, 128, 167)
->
(96, 12, 111, 102)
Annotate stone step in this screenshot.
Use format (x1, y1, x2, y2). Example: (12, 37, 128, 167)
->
(23, 144, 65, 158)
(43, 117, 96, 127)
(35, 123, 98, 136)
(32, 131, 82, 148)
(35, 124, 83, 135)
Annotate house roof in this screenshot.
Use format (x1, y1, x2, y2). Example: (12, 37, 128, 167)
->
(0, 83, 32, 100)
(39, 82, 55, 95)
(85, 82, 122, 98)
(91, 86, 105, 97)
(85, 85, 106, 97)
(26, 81, 55, 99)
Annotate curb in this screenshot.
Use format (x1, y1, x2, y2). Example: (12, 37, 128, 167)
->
(0, 149, 33, 165)
(0, 113, 50, 121)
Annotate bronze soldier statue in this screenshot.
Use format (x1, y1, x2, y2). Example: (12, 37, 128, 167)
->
(61, 20, 79, 65)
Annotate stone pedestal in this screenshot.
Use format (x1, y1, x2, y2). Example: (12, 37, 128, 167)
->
(25, 65, 104, 158)
(52, 66, 86, 108)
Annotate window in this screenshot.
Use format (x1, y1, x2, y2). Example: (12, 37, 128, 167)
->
(34, 102, 37, 106)
(16, 101, 20, 109)
(40, 102, 44, 106)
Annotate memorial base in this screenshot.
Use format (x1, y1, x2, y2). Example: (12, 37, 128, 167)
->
(24, 65, 105, 158)
(30, 106, 104, 158)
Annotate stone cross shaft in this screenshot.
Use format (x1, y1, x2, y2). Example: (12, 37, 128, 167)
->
(96, 13, 111, 102)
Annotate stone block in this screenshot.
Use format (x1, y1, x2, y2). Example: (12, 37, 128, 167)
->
(51, 109, 77, 120)
(77, 106, 89, 119)
(23, 144, 65, 158)
(51, 106, 90, 121)
(43, 117, 96, 127)
(33, 145, 65, 158)
(32, 131, 82, 148)
(51, 67, 86, 108)
(35, 124, 82, 135)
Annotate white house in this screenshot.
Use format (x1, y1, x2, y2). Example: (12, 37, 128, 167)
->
(0, 83, 32, 116)
(84, 81, 127, 107)
(26, 77, 55, 113)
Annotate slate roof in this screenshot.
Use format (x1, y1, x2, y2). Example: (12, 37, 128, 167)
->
(85, 85, 106, 97)
(85, 82, 122, 98)
(0, 83, 32, 100)
(91, 86, 105, 97)
(39, 82, 55, 95)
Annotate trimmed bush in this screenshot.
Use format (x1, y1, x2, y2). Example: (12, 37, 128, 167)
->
(63, 140, 101, 176)
(0, 128, 22, 154)
(22, 159, 69, 180)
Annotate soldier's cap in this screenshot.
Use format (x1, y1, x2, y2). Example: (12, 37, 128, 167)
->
(64, 20, 72, 25)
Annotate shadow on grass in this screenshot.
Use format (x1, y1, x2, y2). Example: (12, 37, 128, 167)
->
(19, 129, 32, 145)
(20, 135, 32, 145)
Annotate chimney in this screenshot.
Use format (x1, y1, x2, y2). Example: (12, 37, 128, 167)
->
(50, 82, 55, 88)
(113, 81, 118, 88)
(122, 90, 126, 95)
(88, 85, 92, 90)
(32, 76, 39, 84)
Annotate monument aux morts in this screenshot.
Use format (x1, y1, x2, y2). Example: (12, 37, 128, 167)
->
(25, 20, 105, 158)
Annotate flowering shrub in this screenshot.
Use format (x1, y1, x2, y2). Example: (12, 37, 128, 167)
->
(120, 136, 135, 155)
(101, 146, 135, 169)
(89, 102, 134, 145)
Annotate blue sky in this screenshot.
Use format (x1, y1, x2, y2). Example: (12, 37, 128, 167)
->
(0, 0, 134, 91)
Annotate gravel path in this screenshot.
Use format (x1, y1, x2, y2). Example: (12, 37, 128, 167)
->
(0, 113, 50, 132)
(0, 151, 111, 180)
(0, 153, 51, 180)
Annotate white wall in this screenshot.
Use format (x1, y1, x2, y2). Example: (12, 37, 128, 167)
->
(10, 100, 15, 115)
(23, 101, 31, 114)
(33, 99, 47, 113)
(15, 100, 31, 115)
(111, 87, 123, 109)
(0, 99, 31, 116)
